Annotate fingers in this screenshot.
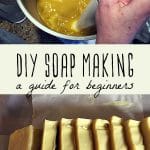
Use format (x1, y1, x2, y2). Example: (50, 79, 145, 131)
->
(100, 0, 131, 7)
(119, 0, 132, 7)
(120, 0, 131, 5)
(100, 0, 150, 16)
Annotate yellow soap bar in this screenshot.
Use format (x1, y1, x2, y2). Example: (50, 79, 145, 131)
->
(92, 119, 110, 150)
(124, 119, 144, 150)
(141, 117, 150, 150)
(75, 118, 94, 150)
(59, 118, 75, 150)
(8, 125, 42, 150)
(110, 116, 128, 150)
(41, 120, 58, 150)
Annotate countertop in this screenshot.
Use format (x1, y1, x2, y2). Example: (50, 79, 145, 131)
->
(0, 19, 63, 44)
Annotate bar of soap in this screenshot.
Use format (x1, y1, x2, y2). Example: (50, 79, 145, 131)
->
(92, 119, 110, 150)
(59, 118, 75, 150)
(110, 116, 128, 150)
(124, 119, 144, 150)
(141, 117, 150, 150)
(8, 125, 42, 150)
(41, 120, 58, 150)
(75, 118, 94, 150)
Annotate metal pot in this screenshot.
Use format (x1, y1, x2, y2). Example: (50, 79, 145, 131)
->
(17, 0, 96, 40)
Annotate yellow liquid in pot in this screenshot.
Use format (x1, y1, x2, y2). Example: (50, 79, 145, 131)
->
(37, 0, 95, 36)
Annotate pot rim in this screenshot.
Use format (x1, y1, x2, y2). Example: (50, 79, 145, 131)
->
(17, 0, 96, 41)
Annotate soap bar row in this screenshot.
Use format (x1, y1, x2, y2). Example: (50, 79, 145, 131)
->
(8, 116, 150, 150)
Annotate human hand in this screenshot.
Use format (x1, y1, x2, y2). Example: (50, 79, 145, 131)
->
(96, 0, 150, 44)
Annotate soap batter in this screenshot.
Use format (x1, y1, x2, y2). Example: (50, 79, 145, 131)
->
(37, 0, 95, 36)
